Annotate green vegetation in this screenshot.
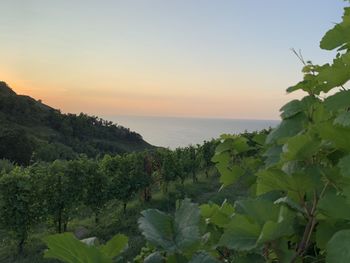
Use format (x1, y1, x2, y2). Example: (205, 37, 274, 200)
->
(1, 2, 350, 263)
(0, 137, 238, 262)
(0, 82, 152, 165)
(43, 233, 128, 263)
(132, 4, 350, 263)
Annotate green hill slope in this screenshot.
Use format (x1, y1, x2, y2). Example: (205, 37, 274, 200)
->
(0, 81, 153, 164)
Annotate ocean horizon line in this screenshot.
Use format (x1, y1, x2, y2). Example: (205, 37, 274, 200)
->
(103, 114, 281, 123)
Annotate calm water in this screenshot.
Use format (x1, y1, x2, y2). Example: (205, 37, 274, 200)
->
(106, 115, 280, 149)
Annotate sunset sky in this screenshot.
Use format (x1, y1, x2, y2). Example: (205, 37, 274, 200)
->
(0, 0, 346, 119)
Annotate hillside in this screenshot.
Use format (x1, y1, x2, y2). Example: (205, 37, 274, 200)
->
(0, 81, 153, 165)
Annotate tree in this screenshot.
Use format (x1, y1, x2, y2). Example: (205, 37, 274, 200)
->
(160, 150, 180, 192)
(131, 152, 153, 203)
(200, 140, 217, 178)
(45, 159, 86, 233)
(112, 155, 135, 214)
(83, 158, 110, 224)
(0, 167, 43, 254)
(184, 145, 200, 183)
(100, 154, 137, 214)
(174, 148, 187, 184)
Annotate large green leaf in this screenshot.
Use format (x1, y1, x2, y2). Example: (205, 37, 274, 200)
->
(338, 155, 350, 177)
(317, 122, 350, 151)
(257, 206, 295, 244)
(324, 90, 350, 112)
(256, 169, 315, 196)
(334, 111, 350, 127)
(320, 7, 350, 50)
(280, 100, 304, 119)
(138, 209, 175, 251)
(266, 114, 306, 144)
(219, 214, 261, 251)
(232, 137, 250, 153)
(274, 196, 304, 214)
(219, 165, 244, 187)
(318, 192, 350, 220)
(43, 233, 111, 263)
(138, 199, 200, 253)
(326, 229, 350, 263)
(200, 202, 234, 227)
(252, 133, 267, 146)
(256, 169, 290, 195)
(316, 221, 348, 250)
(317, 56, 350, 91)
(174, 199, 201, 250)
(234, 199, 279, 225)
(281, 133, 320, 161)
(257, 220, 293, 244)
(211, 151, 230, 165)
(287, 77, 316, 94)
(263, 145, 282, 168)
(99, 234, 128, 259)
(214, 139, 233, 154)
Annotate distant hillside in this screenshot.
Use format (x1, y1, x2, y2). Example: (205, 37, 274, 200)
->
(0, 81, 153, 165)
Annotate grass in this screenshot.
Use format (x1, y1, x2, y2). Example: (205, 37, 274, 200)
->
(0, 168, 248, 263)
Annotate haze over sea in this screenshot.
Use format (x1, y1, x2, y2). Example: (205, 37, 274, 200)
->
(107, 115, 280, 149)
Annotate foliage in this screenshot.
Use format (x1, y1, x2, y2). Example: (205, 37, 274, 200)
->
(0, 167, 43, 254)
(84, 158, 110, 223)
(0, 128, 35, 165)
(138, 198, 219, 262)
(200, 140, 218, 178)
(43, 233, 128, 263)
(44, 159, 87, 233)
(138, 4, 350, 262)
(3, 4, 350, 262)
(0, 159, 15, 174)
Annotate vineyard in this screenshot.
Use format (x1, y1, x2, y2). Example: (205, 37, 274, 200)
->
(1, 2, 350, 263)
(0, 137, 235, 262)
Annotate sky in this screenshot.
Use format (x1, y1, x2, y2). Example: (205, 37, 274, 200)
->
(0, 0, 347, 120)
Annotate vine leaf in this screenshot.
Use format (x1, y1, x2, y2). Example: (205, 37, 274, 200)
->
(317, 122, 350, 151)
(318, 192, 350, 220)
(219, 165, 244, 187)
(281, 134, 320, 161)
(324, 90, 350, 112)
(280, 100, 304, 119)
(138, 209, 176, 251)
(99, 234, 128, 259)
(43, 233, 112, 263)
(266, 114, 306, 144)
(334, 111, 350, 127)
(326, 229, 350, 263)
(138, 199, 200, 253)
(320, 7, 350, 51)
(200, 201, 234, 227)
(338, 155, 350, 177)
(316, 221, 346, 250)
(219, 214, 261, 251)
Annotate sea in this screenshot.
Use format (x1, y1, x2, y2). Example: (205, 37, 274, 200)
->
(106, 115, 280, 149)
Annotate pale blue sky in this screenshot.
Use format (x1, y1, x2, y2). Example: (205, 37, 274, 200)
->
(0, 0, 347, 119)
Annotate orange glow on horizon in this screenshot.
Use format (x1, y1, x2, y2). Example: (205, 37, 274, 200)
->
(2, 73, 303, 121)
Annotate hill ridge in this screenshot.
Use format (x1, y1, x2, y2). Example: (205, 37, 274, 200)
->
(0, 81, 153, 165)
